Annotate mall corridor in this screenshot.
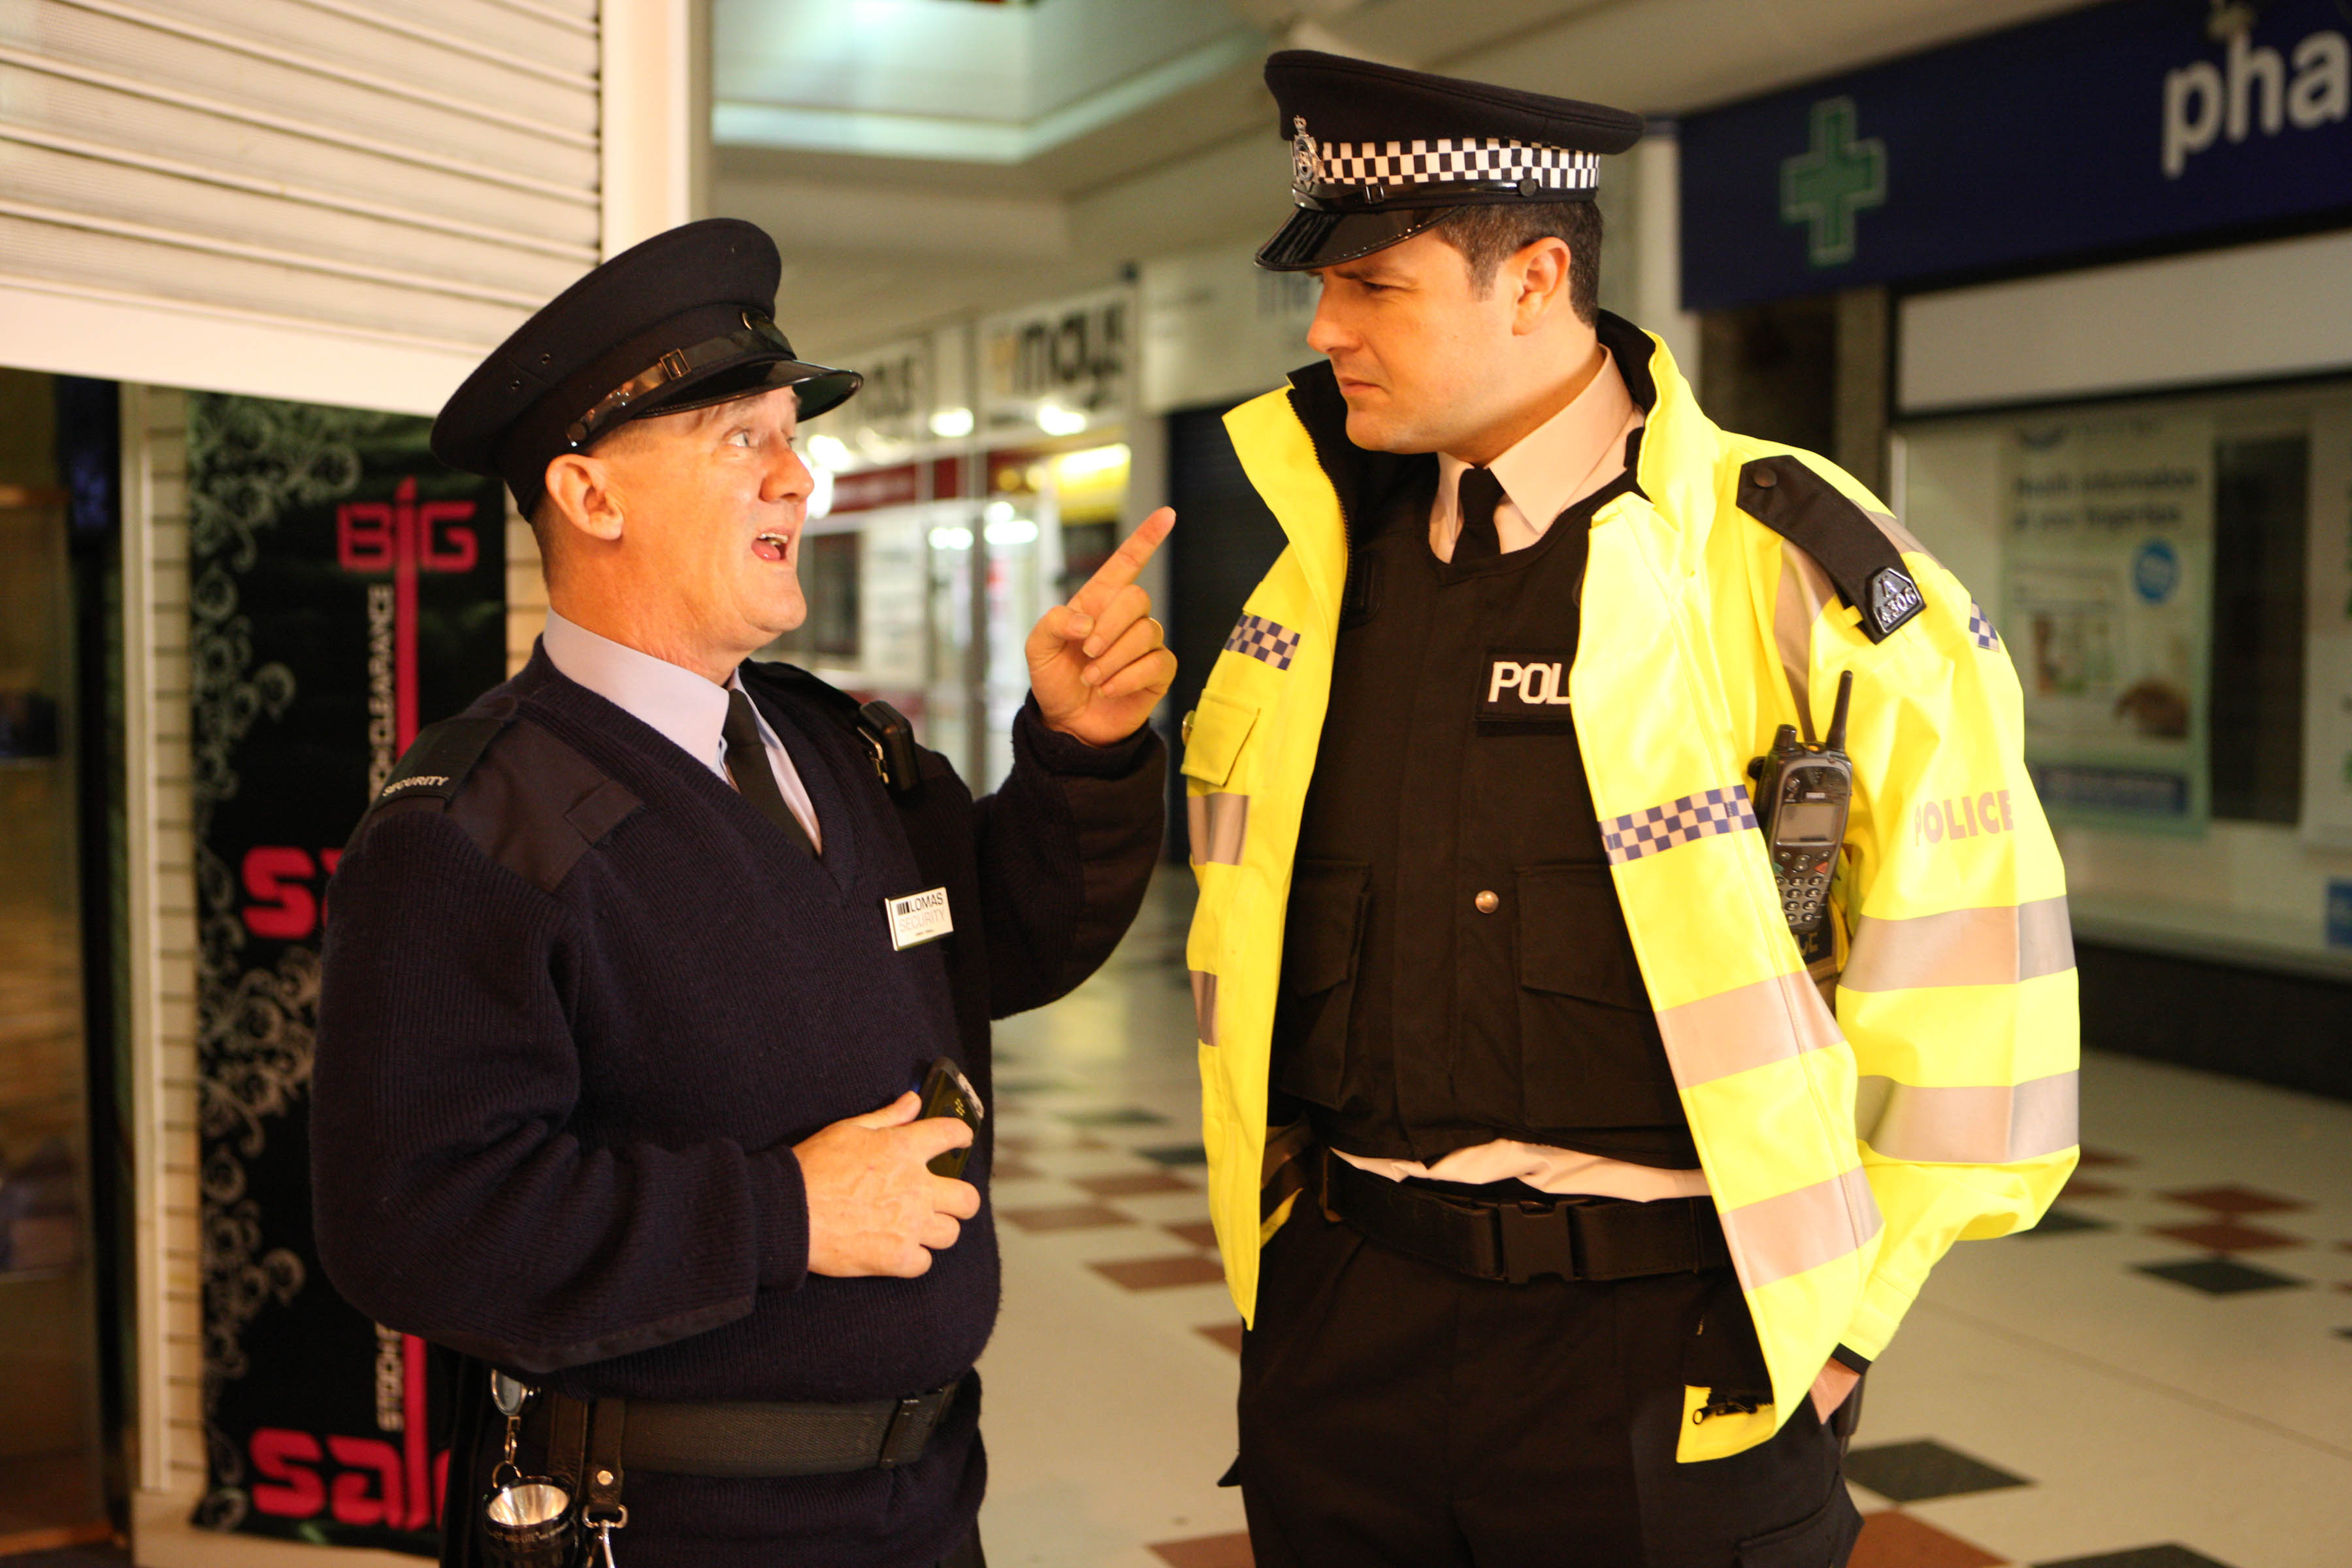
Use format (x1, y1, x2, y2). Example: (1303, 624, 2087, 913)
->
(969, 874, 2352, 1568)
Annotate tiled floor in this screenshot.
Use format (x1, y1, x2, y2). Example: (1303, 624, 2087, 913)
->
(972, 868, 2352, 1567)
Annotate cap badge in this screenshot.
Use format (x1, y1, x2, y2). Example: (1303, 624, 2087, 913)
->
(1291, 116, 1320, 190)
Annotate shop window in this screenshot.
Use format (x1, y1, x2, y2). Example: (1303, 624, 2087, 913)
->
(778, 531, 861, 663)
(2208, 435, 2307, 824)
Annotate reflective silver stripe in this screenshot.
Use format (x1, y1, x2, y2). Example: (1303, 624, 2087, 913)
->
(1191, 970, 1219, 1047)
(1842, 896, 2074, 992)
(1186, 792, 1249, 868)
(1654, 970, 1842, 1088)
(1720, 1166, 1884, 1289)
(1863, 506, 1934, 563)
(1855, 1070, 2078, 1164)
(1774, 541, 1835, 737)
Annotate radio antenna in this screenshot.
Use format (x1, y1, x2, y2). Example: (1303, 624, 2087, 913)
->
(1824, 671, 1854, 754)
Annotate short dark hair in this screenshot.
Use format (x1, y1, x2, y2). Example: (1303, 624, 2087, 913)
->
(1428, 200, 1602, 325)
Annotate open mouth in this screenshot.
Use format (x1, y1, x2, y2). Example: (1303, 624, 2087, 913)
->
(753, 532, 790, 563)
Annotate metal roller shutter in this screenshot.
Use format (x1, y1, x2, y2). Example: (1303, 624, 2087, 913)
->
(0, 0, 602, 404)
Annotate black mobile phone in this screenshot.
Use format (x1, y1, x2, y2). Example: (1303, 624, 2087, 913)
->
(1750, 672, 1855, 962)
(918, 1056, 985, 1179)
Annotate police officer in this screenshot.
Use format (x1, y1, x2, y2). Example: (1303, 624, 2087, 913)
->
(1180, 53, 2078, 1565)
(310, 219, 1174, 1567)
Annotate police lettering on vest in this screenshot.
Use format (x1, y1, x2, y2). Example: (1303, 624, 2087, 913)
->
(1482, 652, 1577, 716)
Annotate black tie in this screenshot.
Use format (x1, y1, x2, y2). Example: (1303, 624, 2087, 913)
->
(1454, 466, 1505, 564)
(723, 689, 816, 857)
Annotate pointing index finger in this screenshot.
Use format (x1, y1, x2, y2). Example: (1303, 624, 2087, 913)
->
(1073, 507, 1174, 606)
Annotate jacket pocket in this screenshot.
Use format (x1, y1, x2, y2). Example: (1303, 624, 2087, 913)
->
(1517, 864, 1647, 1006)
(1180, 691, 1256, 791)
(1271, 859, 1371, 1109)
(1734, 1480, 1863, 1568)
(1514, 864, 1682, 1126)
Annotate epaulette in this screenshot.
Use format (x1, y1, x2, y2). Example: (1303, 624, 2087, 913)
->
(365, 696, 519, 817)
(1737, 455, 1925, 644)
(351, 694, 644, 894)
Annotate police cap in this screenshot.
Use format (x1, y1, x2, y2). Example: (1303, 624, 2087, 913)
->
(433, 218, 860, 515)
(1257, 50, 1645, 272)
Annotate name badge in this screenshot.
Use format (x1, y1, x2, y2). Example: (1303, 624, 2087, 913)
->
(1480, 651, 1576, 721)
(884, 887, 954, 951)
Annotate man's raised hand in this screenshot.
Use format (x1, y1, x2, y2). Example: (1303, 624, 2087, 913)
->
(1026, 508, 1177, 747)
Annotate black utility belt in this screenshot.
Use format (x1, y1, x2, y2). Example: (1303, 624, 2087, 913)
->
(520, 1376, 964, 1479)
(1322, 1151, 1729, 1285)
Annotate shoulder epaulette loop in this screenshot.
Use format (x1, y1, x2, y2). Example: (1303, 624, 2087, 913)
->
(1737, 456, 1924, 644)
(365, 694, 520, 817)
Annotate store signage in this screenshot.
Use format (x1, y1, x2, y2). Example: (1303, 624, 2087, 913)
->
(1140, 243, 1322, 412)
(186, 395, 505, 1554)
(1680, 0, 2352, 310)
(840, 334, 936, 449)
(2001, 412, 2214, 832)
(979, 286, 1134, 433)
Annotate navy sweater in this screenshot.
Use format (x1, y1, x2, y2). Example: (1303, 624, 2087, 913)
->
(312, 649, 1163, 1567)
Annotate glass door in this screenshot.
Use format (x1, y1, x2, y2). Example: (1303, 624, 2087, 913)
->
(0, 370, 110, 1554)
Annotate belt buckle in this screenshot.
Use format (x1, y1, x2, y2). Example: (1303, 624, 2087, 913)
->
(1495, 1200, 1579, 1284)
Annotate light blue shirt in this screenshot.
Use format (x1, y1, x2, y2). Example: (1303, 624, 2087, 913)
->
(541, 608, 823, 851)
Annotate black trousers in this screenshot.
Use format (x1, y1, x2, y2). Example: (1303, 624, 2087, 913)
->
(1236, 1200, 1863, 1568)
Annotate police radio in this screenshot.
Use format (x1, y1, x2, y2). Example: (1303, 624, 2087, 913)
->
(1749, 671, 1854, 962)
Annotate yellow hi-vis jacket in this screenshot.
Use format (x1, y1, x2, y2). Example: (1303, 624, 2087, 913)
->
(1183, 321, 2078, 1463)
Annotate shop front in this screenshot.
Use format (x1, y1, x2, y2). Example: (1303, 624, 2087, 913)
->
(1680, 0, 2352, 1094)
(820, 291, 1147, 793)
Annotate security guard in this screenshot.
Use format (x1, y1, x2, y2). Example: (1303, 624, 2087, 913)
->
(311, 220, 1174, 1567)
(1183, 54, 2077, 1565)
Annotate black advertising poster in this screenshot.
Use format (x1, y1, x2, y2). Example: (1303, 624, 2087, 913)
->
(188, 393, 505, 1552)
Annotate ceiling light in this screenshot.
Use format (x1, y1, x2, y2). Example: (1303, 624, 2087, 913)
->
(1036, 403, 1088, 437)
(1054, 444, 1130, 480)
(985, 517, 1039, 546)
(930, 406, 975, 438)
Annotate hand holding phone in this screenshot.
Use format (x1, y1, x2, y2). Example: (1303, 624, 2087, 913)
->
(918, 1056, 986, 1179)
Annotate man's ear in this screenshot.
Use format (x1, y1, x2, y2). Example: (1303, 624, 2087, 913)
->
(1510, 237, 1574, 335)
(541, 451, 625, 544)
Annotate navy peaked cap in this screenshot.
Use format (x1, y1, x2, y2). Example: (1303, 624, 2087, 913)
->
(1258, 51, 1644, 270)
(433, 218, 858, 515)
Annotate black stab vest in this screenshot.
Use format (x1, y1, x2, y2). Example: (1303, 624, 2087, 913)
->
(1273, 453, 1699, 1170)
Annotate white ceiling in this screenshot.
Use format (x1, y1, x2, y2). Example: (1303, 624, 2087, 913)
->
(717, 0, 2101, 361)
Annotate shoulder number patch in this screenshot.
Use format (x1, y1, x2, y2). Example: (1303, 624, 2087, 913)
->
(1868, 568, 1923, 638)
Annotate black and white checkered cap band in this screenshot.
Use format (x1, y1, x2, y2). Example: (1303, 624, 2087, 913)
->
(1224, 612, 1301, 670)
(1301, 138, 1600, 195)
(1602, 785, 1759, 865)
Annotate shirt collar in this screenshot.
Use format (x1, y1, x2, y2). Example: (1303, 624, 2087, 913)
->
(541, 608, 746, 776)
(1438, 345, 1641, 529)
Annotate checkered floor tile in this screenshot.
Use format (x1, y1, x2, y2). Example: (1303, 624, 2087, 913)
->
(1844, 1439, 2030, 1503)
(2034, 1547, 2239, 1568)
(2133, 1257, 2308, 1294)
(1852, 1510, 2007, 1568)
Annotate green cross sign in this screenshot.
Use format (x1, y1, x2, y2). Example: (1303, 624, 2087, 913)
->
(1781, 97, 1886, 267)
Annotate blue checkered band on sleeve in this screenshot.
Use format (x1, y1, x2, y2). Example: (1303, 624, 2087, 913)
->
(1602, 785, 1760, 865)
(1967, 602, 2001, 650)
(1224, 613, 1301, 670)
